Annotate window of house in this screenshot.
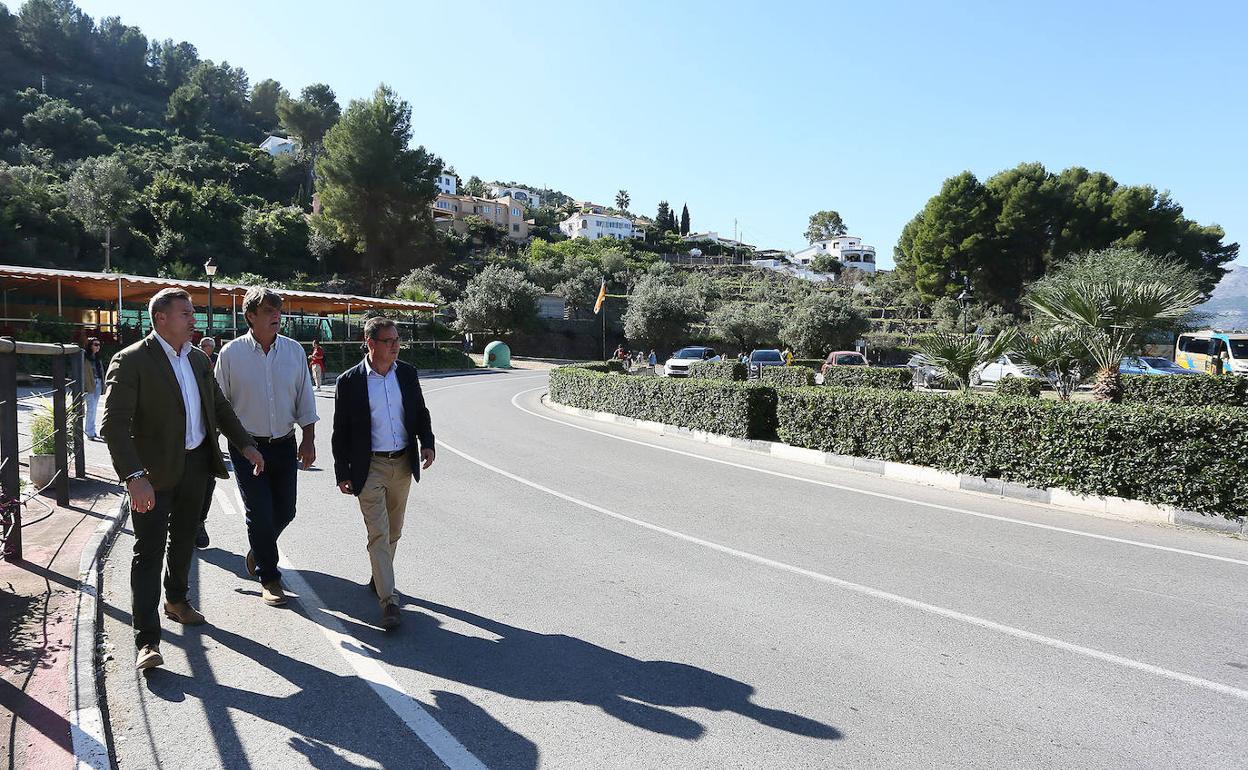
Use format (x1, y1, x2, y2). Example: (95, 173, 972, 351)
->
(512, 224, 520, 232)
(512, 208, 521, 216)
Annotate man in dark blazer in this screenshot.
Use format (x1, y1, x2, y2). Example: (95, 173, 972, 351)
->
(102, 288, 264, 670)
(331, 316, 435, 631)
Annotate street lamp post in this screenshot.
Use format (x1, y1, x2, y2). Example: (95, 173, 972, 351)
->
(956, 273, 974, 334)
(204, 258, 218, 335)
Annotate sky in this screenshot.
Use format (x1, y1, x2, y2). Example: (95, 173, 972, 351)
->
(72, 0, 1248, 269)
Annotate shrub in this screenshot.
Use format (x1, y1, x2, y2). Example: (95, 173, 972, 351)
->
(776, 387, 1248, 517)
(569, 362, 610, 373)
(1120, 374, 1248, 407)
(995, 377, 1042, 398)
(792, 359, 823, 371)
(757, 366, 814, 387)
(28, 399, 77, 457)
(548, 366, 777, 439)
(401, 347, 475, 370)
(688, 360, 746, 381)
(606, 359, 627, 374)
(821, 367, 912, 390)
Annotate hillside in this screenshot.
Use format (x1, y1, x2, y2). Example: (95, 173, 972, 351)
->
(1202, 262, 1248, 331)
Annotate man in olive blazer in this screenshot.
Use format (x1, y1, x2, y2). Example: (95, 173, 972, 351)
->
(102, 288, 264, 670)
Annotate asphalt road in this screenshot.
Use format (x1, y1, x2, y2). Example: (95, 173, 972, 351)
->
(99, 369, 1248, 769)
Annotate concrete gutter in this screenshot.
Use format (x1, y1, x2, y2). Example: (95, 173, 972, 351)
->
(542, 396, 1246, 537)
(69, 497, 128, 770)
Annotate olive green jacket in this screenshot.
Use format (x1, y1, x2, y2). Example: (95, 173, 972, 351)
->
(101, 333, 254, 490)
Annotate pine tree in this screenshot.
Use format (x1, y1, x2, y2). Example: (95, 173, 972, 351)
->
(680, 203, 690, 236)
(656, 200, 672, 233)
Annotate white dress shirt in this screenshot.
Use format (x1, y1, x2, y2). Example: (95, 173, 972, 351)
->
(215, 331, 318, 439)
(154, 332, 206, 450)
(366, 360, 408, 452)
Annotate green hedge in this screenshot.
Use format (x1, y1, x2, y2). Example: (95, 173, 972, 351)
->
(776, 386, 1248, 517)
(548, 366, 777, 439)
(1120, 374, 1248, 407)
(792, 359, 823, 371)
(606, 359, 627, 374)
(758, 366, 815, 387)
(568, 361, 611, 373)
(821, 367, 912, 391)
(995, 377, 1042, 398)
(688, 360, 747, 381)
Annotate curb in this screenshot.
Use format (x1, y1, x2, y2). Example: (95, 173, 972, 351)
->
(69, 495, 128, 770)
(541, 396, 1246, 537)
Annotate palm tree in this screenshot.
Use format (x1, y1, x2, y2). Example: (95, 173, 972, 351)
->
(1009, 328, 1091, 401)
(915, 330, 1016, 392)
(1024, 279, 1200, 402)
(615, 189, 630, 212)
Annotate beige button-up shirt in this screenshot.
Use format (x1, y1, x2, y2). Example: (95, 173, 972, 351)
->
(154, 332, 206, 450)
(215, 331, 318, 439)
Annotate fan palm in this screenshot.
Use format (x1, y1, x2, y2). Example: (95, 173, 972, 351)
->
(1009, 328, 1091, 401)
(914, 329, 1017, 392)
(1024, 279, 1200, 402)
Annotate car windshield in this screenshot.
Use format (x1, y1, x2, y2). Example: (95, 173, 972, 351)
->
(1230, 340, 1248, 360)
(751, 350, 783, 362)
(835, 354, 864, 365)
(674, 348, 708, 359)
(1142, 357, 1181, 369)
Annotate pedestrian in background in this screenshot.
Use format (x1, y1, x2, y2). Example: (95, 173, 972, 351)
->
(82, 337, 104, 440)
(101, 288, 262, 671)
(332, 317, 435, 631)
(309, 339, 326, 391)
(216, 287, 318, 608)
(198, 336, 218, 368)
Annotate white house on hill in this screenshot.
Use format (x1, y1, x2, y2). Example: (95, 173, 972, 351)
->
(791, 236, 877, 274)
(259, 135, 296, 156)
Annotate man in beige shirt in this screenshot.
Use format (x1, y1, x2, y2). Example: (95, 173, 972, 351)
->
(215, 287, 318, 607)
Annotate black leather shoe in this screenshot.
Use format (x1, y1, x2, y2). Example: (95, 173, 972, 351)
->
(195, 526, 209, 549)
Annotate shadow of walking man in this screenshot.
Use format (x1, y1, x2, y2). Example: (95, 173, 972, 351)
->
(377, 597, 842, 743)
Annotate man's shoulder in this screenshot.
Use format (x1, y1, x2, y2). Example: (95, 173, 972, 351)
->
(276, 334, 305, 352)
(217, 335, 248, 357)
(336, 360, 364, 384)
(110, 337, 152, 367)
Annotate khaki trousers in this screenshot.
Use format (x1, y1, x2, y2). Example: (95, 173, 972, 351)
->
(357, 454, 412, 607)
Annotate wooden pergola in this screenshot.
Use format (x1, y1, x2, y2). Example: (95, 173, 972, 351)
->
(0, 264, 436, 340)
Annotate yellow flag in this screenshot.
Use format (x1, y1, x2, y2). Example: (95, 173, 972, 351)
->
(593, 279, 606, 314)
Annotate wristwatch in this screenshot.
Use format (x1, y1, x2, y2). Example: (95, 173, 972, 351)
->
(125, 470, 148, 482)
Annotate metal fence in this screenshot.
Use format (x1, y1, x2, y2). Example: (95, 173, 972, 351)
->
(1, 338, 86, 562)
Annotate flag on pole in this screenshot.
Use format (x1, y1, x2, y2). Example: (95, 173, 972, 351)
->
(593, 279, 607, 315)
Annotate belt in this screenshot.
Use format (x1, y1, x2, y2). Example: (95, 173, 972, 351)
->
(251, 431, 295, 445)
(371, 448, 407, 459)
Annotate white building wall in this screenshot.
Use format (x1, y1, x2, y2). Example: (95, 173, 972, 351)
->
(559, 213, 639, 241)
(490, 185, 540, 208)
(437, 173, 458, 195)
(791, 236, 877, 273)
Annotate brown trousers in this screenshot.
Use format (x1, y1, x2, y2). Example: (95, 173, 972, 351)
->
(356, 454, 413, 607)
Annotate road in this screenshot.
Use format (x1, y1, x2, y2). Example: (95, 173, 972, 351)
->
(99, 369, 1248, 769)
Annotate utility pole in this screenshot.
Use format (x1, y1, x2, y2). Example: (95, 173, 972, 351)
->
(103, 227, 111, 271)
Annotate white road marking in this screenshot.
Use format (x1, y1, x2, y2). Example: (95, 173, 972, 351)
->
(435, 439, 1248, 704)
(508, 387, 1248, 568)
(214, 486, 488, 770)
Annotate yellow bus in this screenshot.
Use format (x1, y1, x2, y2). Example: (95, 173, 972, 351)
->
(1174, 331, 1248, 375)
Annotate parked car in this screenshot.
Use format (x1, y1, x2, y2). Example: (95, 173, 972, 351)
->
(747, 349, 785, 376)
(906, 354, 945, 388)
(663, 346, 721, 377)
(1119, 355, 1202, 376)
(820, 351, 867, 376)
(970, 355, 1045, 386)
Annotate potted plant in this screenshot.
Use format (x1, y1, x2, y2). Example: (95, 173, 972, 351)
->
(27, 399, 75, 492)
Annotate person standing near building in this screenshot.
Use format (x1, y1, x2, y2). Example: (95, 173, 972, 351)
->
(332, 317, 435, 631)
(82, 337, 104, 440)
(309, 339, 326, 391)
(199, 336, 218, 368)
(215, 288, 318, 607)
(101, 288, 262, 670)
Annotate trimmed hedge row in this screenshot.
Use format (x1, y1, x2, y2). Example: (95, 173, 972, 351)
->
(995, 377, 1042, 398)
(822, 366, 912, 391)
(688, 360, 747, 381)
(758, 366, 815, 387)
(1120, 374, 1248, 407)
(548, 366, 776, 439)
(776, 386, 1247, 517)
(793, 359, 823, 371)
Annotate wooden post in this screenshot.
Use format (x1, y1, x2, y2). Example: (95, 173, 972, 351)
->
(117, 276, 123, 344)
(0, 338, 20, 561)
(51, 351, 69, 506)
(69, 348, 85, 479)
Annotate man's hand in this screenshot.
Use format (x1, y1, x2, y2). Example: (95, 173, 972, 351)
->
(420, 448, 435, 470)
(337, 480, 353, 495)
(127, 476, 156, 513)
(242, 445, 265, 476)
(298, 436, 316, 470)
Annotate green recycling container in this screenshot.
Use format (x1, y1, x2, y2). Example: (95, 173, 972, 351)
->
(484, 340, 511, 368)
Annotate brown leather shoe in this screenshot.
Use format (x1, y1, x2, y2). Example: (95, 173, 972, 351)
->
(245, 549, 257, 577)
(261, 581, 287, 606)
(380, 603, 400, 630)
(163, 601, 206, 625)
(136, 644, 163, 670)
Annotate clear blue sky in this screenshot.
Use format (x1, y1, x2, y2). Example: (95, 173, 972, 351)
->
(75, 0, 1248, 269)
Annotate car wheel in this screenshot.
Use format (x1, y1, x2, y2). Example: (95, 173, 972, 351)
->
(970, 371, 982, 386)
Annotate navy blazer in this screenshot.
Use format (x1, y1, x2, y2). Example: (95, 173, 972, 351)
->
(331, 358, 435, 496)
